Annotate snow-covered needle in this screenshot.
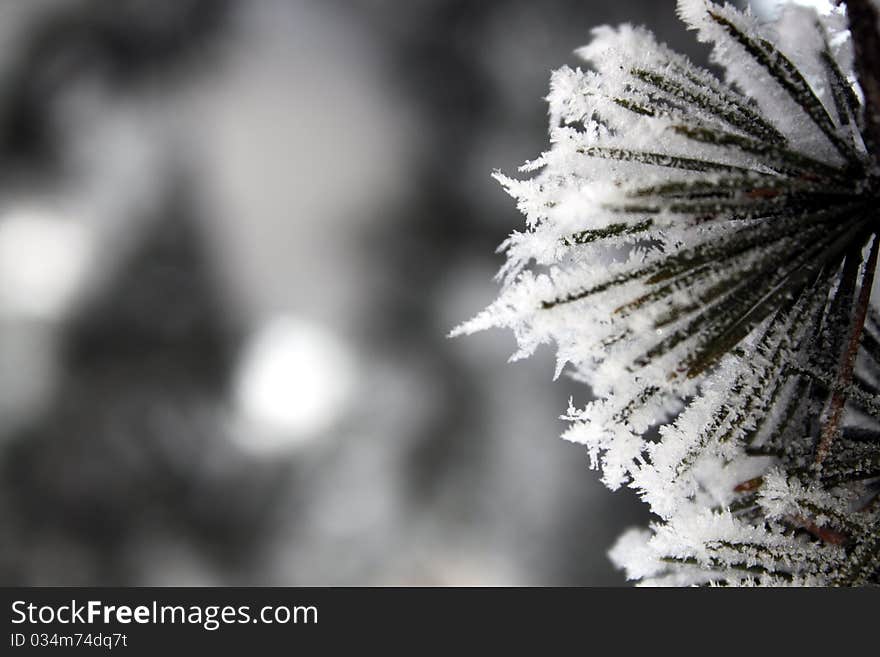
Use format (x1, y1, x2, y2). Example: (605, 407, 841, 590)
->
(456, 0, 880, 586)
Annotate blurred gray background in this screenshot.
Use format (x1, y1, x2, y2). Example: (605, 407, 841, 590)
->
(0, 0, 788, 585)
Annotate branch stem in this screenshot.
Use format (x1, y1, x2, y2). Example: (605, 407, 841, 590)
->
(815, 233, 880, 466)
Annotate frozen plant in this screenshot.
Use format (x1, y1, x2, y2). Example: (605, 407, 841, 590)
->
(455, 0, 880, 586)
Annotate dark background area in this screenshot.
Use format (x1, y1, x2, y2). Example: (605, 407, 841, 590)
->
(0, 0, 781, 585)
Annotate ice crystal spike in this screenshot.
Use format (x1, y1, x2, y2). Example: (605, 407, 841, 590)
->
(456, 0, 880, 586)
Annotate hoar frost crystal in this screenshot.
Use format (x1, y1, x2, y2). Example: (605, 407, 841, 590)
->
(456, 0, 880, 586)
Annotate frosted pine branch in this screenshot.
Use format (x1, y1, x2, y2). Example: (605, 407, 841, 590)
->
(455, 0, 880, 586)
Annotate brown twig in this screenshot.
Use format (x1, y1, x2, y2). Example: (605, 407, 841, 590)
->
(789, 515, 850, 546)
(733, 476, 764, 493)
(815, 234, 880, 466)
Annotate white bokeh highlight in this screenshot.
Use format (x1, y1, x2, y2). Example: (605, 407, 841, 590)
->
(234, 316, 357, 451)
(0, 208, 93, 320)
(748, 0, 835, 19)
